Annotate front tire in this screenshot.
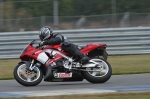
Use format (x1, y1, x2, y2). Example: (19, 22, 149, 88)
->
(82, 58, 112, 83)
(14, 62, 43, 86)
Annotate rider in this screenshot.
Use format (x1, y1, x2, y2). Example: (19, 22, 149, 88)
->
(39, 26, 89, 64)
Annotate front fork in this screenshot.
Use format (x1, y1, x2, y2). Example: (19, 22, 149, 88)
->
(29, 59, 41, 71)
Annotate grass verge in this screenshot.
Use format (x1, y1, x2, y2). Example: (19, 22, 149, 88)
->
(0, 54, 150, 79)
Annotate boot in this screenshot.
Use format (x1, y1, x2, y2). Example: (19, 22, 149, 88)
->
(74, 49, 89, 64)
(62, 44, 90, 64)
(80, 55, 90, 64)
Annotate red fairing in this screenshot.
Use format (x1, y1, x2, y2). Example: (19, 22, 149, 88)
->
(44, 44, 68, 67)
(45, 54, 63, 67)
(20, 43, 106, 65)
(20, 45, 42, 61)
(81, 43, 107, 54)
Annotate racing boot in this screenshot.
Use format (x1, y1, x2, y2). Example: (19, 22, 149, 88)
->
(73, 48, 90, 64)
(80, 55, 90, 64)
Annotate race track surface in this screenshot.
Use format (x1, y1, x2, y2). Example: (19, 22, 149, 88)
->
(0, 74, 150, 97)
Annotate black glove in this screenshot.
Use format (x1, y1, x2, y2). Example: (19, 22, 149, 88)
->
(39, 41, 45, 47)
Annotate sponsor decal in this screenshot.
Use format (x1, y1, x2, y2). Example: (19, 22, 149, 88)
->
(54, 73, 72, 78)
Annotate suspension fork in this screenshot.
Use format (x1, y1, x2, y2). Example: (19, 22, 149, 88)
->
(29, 59, 35, 70)
(29, 59, 41, 71)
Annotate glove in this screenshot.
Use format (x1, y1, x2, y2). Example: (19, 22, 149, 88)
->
(39, 41, 45, 47)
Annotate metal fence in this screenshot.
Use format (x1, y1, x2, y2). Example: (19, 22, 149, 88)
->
(0, 0, 150, 31)
(0, 26, 150, 59)
(1, 13, 150, 32)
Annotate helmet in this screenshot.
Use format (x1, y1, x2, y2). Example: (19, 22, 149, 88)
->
(39, 26, 53, 41)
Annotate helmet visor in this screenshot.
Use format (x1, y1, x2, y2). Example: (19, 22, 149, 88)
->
(39, 35, 44, 41)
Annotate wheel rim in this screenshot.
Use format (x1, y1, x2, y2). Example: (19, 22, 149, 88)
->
(87, 59, 109, 77)
(17, 64, 41, 82)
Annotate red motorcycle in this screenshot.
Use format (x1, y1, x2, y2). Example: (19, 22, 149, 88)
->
(14, 40, 112, 86)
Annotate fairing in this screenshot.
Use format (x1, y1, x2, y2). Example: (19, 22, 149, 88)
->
(20, 44, 49, 63)
(20, 43, 107, 65)
(81, 43, 107, 54)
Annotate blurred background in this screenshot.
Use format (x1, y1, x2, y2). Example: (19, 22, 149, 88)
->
(1, 0, 150, 82)
(0, 0, 150, 32)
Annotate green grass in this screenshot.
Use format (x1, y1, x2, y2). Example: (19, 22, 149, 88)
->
(1, 54, 150, 79)
(1, 92, 150, 99)
(0, 59, 19, 79)
(108, 54, 150, 74)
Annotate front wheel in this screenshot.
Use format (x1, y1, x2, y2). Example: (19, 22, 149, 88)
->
(14, 62, 43, 86)
(82, 58, 112, 83)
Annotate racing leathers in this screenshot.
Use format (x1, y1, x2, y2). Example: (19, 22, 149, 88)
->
(40, 33, 89, 64)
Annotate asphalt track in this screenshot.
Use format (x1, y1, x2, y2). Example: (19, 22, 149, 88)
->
(0, 73, 150, 97)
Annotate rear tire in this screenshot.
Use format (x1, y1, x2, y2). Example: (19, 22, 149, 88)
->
(82, 58, 112, 83)
(14, 62, 43, 86)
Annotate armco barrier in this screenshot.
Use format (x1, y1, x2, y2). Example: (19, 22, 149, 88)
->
(0, 26, 150, 59)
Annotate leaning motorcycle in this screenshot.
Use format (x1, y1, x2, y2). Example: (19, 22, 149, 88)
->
(13, 40, 112, 86)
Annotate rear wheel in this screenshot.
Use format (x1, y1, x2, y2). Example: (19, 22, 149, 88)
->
(82, 58, 112, 83)
(14, 62, 43, 86)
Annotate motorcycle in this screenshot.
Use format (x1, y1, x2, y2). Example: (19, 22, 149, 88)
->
(14, 40, 112, 86)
